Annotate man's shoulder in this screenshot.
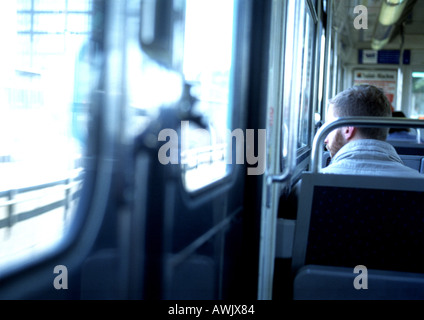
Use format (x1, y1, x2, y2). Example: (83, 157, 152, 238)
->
(321, 161, 424, 178)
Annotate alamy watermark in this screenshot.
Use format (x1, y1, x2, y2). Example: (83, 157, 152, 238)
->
(157, 121, 267, 176)
(353, 5, 368, 30)
(353, 265, 368, 290)
(51, 264, 370, 292)
(53, 265, 68, 290)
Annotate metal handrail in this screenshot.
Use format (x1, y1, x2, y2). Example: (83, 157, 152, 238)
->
(0, 170, 84, 198)
(311, 117, 424, 173)
(0, 180, 81, 208)
(0, 171, 84, 229)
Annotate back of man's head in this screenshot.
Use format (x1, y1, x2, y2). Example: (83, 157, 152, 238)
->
(329, 84, 392, 140)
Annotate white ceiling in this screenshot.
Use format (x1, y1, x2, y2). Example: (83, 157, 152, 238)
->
(331, 0, 421, 48)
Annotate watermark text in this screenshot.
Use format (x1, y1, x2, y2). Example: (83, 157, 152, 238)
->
(158, 121, 266, 175)
(353, 5, 368, 30)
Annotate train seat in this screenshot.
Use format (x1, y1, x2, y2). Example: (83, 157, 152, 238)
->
(291, 172, 424, 299)
(293, 264, 424, 300)
(389, 141, 424, 156)
(398, 154, 424, 172)
(322, 151, 331, 168)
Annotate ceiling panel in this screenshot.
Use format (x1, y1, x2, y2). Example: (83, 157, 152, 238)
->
(331, 0, 420, 49)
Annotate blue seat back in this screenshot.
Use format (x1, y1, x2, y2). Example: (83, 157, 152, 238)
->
(292, 173, 424, 274)
(294, 265, 424, 300)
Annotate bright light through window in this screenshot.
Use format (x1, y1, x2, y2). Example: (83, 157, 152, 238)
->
(411, 71, 424, 119)
(412, 72, 424, 78)
(181, 0, 235, 192)
(0, 0, 93, 273)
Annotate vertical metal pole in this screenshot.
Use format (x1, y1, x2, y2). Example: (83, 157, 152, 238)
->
(6, 190, 17, 237)
(64, 178, 71, 221)
(258, 0, 286, 300)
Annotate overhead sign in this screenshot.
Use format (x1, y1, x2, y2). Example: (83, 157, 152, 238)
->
(353, 69, 398, 106)
(358, 49, 411, 65)
(360, 50, 378, 64)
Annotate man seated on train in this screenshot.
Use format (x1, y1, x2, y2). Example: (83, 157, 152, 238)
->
(387, 111, 423, 143)
(322, 84, 423, 178)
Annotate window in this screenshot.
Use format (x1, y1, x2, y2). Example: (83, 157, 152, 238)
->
(317, 31, 326, 118)
(126, 0, 236, 193)
(411, 71, 424, 119)
(0, 0, 95, 273)
(282, 0, 316, 163)
(181, 0, 236, 192)
(281, 0, 298, 163)
(297, 7, 316, 149)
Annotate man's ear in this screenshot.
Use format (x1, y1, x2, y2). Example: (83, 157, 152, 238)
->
(342, 126, 356, 140)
